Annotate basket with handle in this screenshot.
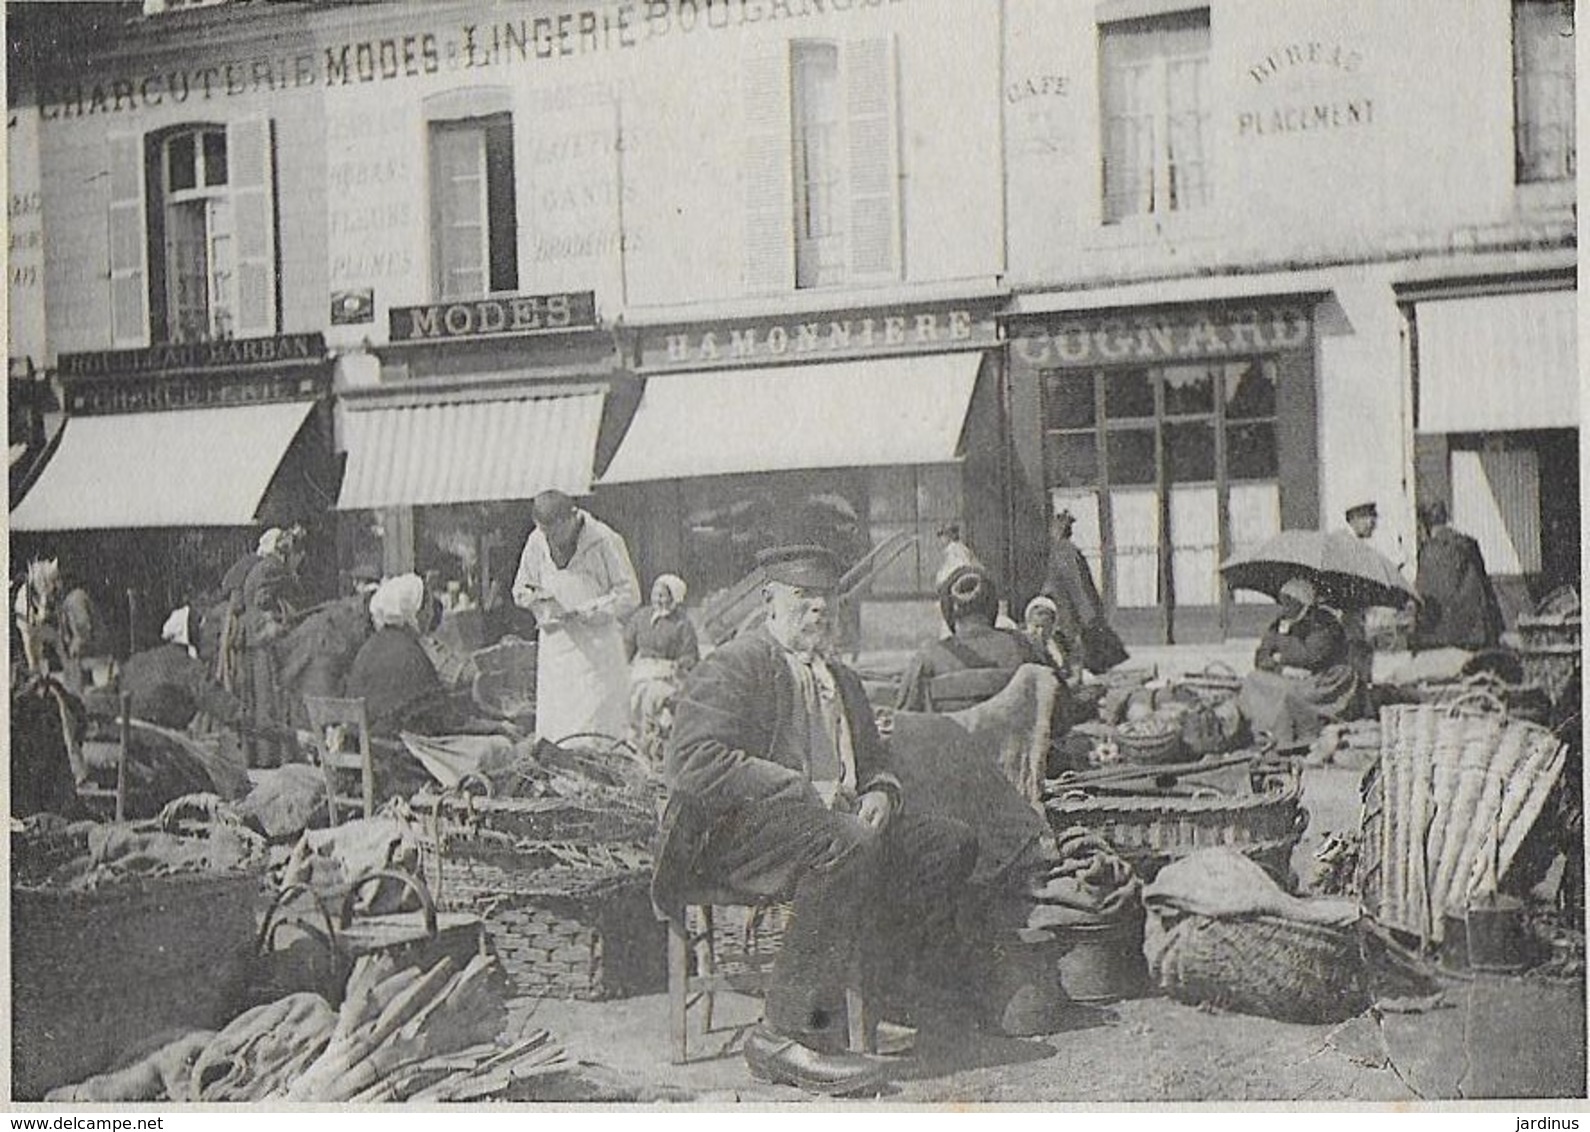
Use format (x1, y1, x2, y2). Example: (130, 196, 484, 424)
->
(1171, 661, 1244, 703)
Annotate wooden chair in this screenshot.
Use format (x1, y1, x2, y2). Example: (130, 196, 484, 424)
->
(662, 887, 871, 1064)
(77, 689, 129, 822)
(303, 696, 375, 824)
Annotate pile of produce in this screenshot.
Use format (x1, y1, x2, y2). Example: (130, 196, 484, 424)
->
(1023, 826, 1141, 930)
(12, 795, 265, 891)
(45, 952, 568, 1103)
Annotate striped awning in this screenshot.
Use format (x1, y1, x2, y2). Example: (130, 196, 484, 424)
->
(599, 353, 983, 484)
(336, 390, 604, 509)
(10, 400, 316, 531)
(1417, 289, 1578, 432)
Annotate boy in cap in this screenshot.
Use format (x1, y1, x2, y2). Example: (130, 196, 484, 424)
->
(654, 545, 978, 1095)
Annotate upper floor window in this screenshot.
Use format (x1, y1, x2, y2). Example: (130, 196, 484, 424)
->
(428, 113, 518, 300)
(793, 42, 843, 289)
(742, 37, 898, 294)
(1100, 10, 1211, 224)
(1514, 0, 1575, 183)
(106, 118, 276, 347)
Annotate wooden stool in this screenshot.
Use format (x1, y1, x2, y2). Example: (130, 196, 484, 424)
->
(662, 891, 871, 1064)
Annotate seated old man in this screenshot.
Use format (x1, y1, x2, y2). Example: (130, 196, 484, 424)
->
(896, 566, 1050, 715)
(1237, 576, 1366, 747)
(652, 545, 979, 1097)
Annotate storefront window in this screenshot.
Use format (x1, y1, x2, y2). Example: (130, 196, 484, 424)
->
(1105, 428, 1157, 485)
(1103, 368, 1155, 419)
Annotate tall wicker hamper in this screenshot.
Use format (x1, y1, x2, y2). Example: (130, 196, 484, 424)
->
(12, 871, 264, 1100)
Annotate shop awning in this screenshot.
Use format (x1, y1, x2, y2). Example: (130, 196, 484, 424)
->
(336, 390, 604, 509)
(1417, 289, 1578, 432)
(10, 400, 316, 531)
(599, 353, 983, 484)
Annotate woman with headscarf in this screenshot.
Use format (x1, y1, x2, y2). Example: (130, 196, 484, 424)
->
(1237, 576, 1367, 746)
(623, 573, 700, 764)
(1022, 595, 1073, 678)
(345, 573, 461, 739)
(83, 606, 247, 732)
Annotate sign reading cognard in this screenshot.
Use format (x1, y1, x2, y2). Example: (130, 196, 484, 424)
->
(388, 291, 598, 342)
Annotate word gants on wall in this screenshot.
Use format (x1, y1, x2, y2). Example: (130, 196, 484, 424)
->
(36, 0, 905, 119)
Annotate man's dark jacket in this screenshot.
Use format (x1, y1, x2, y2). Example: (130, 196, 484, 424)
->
(653, 626, 902, 915)
(1415, 527, 1504, 650)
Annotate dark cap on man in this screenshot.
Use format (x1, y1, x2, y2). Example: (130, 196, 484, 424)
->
(1345, 501, 1378, 522)
(756, 544, 842, 590)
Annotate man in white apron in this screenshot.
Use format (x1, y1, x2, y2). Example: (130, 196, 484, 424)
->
(511, 491, 641, 745)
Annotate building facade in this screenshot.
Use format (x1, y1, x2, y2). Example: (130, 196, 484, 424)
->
(1002, 0, 1577, 641)
(9, 0, 1578, 652)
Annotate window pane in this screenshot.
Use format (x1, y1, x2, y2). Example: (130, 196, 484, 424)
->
(1165, 421, 1214, 482)
(1047, 432, 1100, 488)
(431, 125, 488, 299)
(916, 464, 962, 520)
(484, 117, 518, 293)
(165, 200, 208, 341)
(1223, 360, 1278, 420)
(202, 129, 228, 187)
(1515, 0, 1576, 182)
(1103, 369, 1154, 419)
(793, 41, 843, 289)
(1105, 428, 1156, 485)
(207, 198, 234, 339)
(1043, 370, 1096, 429)
(1227, 421, 1279, 479)
(1160, 364, 1214, 416)
(868, 465, 915, 521)
(167, 132, 197, 192)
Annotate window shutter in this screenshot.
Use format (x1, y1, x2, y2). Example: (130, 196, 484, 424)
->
(844, 36, 899, 279)
(228, 116, 277, 338)
(107, 132, 149, 347)
(742, 45, 794, 295)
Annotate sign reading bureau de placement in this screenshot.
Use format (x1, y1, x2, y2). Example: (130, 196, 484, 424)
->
(388, 291, 598, 342)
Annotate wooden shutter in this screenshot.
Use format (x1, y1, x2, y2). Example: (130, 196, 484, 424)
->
(844, 36, 899, 280)
(107, 131, 149, 346)
(229, 116, 277, 338)
(742, 45, 794, 295)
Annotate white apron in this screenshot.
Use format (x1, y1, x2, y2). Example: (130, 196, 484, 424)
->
(534, 568, 631, 745)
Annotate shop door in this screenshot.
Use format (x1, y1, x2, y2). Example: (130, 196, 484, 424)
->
(1042, 360, 1283, 642)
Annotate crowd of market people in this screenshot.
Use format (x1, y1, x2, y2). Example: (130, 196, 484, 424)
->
(11, 482, 1532, 1097)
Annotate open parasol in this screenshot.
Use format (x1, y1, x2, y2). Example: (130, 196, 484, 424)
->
(1220, 529, 1417, 610)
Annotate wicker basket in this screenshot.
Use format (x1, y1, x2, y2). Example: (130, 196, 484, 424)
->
(1114, 718, 1185, 765)
(686, 900, 796, 984)
(416, 789, 657, 849)
(12, 870, 265, 1099)
(1515, 614, 1581, 704)
(1046, 773, 1306, 886)
(1152, 913, 1369, 1023)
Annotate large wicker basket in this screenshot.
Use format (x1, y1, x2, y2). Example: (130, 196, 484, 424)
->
(1151, 913, 1369, 1024)
(1046, 769, 1305, 886)
(12, 871, 264, 1099)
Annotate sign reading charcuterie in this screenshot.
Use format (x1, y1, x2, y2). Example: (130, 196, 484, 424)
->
(388, 291, 598, 342)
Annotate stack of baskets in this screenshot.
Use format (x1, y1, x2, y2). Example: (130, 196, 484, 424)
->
(1359, 697, 1569, 944)
(1515, 612, 1581, 704)
(414, 790, 665, 1000)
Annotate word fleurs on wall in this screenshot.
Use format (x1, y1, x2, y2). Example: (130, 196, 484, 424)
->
(37, 0, 905, 119)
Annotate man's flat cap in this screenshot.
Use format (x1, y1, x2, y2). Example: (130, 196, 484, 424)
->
(756, 544, 842, 589)
(1345, 501, 1378, 520)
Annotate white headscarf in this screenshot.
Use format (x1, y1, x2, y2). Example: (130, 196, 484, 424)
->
(1280, 577, 1317, 608)
(654, 574, 687, 606)
(257, 527, 288, 557)
(369, 573, 425, 630)
(161, 606, 195, 656)
(1024, 595, 1059, 624)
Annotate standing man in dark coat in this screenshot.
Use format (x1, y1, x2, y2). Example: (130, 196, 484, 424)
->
(1042, 509, 1127, 674)
(1414, 501, 1505, 651)
(653, 545, 979, 1096)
